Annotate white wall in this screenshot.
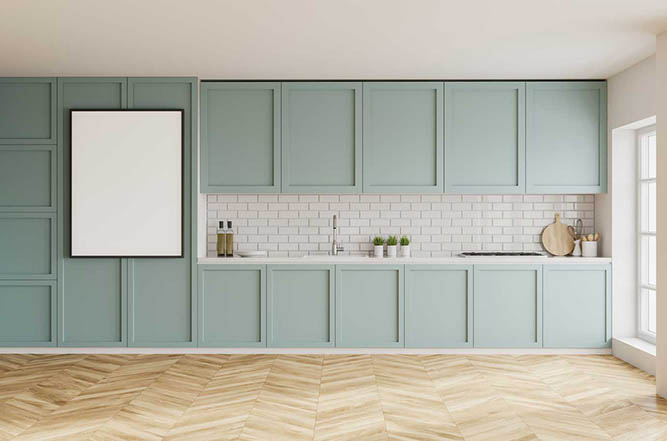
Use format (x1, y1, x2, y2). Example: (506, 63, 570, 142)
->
(599, 55, 656, 339)
(656, 31, 667, 398)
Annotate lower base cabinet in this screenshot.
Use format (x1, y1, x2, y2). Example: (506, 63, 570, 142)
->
(405, 265, 472, 347)
(198, 265, 266, 347)
(267, 265, 335, 347)
(543, 264, 611, 348)
(336, 265, 404, 347)
(474, 265, 542, 348)
(0, 281, 56, 346)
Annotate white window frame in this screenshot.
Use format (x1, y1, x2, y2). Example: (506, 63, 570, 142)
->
(637, 124, 656, 344)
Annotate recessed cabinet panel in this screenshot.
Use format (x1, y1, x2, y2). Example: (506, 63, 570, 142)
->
(526, 81, 607, 193)
(445, 82, 525, 193)
(127, 78, 197, 346)
(0, 146, 55, 210)
(199, 265, 266, 347)
(543, 264, 611, 348)
(282, 83, 362, 193)
(0, 214, 55, 278)
(267, 265, 334, 347)
(474, 265, 542, 348)
(0, 281, 56, 346)
(58, 77, 127, 347)
(336, 265, 404, 347)
(0, 78, 56, 144)
(201, 82, 280, 192)
(362, 82, 443, 193)
(405, 265, 472, 347)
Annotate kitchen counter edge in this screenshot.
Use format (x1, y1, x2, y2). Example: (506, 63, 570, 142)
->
(198, 256, 612, 265)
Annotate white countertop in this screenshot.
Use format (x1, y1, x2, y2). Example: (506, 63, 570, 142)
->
(198, 255, 611, 265)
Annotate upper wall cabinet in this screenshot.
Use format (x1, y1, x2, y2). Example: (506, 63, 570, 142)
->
(445, 82, 525, 193)
(282, 83, 362, 193)
(0, 78, 56, 144)
(362, 82, 443, 193)
(526, 81, 607, 193)
(201, 82, 280, 193)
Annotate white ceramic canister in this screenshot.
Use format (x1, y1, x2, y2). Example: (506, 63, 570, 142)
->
(374, 245, 384, 258)
(581, 241, 598, 257)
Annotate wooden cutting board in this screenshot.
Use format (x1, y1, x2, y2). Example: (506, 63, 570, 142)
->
(541, 214, 574, 256)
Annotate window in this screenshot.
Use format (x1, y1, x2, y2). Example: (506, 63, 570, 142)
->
(638, 125, 656, 343)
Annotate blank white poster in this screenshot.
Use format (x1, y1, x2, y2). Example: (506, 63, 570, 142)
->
(70, 110, 183, 257)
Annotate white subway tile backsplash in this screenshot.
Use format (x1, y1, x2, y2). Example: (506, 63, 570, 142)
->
(206, 194, 595, 257)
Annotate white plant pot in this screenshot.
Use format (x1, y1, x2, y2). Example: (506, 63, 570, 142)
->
(581, 241, 598, 257)
(401, 245, 410, 257)
(373, 245, 384, 258)
(387, 245, 397, 258)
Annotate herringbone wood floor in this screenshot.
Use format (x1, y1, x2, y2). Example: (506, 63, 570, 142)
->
(0, 354, 665, 440)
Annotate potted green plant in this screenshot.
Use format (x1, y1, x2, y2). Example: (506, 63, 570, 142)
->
(386, 235, 398, 257)
(400, 235, 410, 257)
(372, 236, 384, 258)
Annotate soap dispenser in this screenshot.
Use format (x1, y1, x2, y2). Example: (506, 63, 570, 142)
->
(216, 221, 226, 257)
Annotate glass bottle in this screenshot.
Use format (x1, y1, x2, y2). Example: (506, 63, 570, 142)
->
(216, 221, 226, 257)
(226, 221, 234, 257)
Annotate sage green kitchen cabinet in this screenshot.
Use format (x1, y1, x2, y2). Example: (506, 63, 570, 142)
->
(201, 82, 280, 193)
(281, 82, 362, 193)
(0, 78, 56, 144)
(58, 77, 127, 347)
(543, 264, 611, 348)
(127, 77, 197, 347)
(474, 264, 542, 348)
(0, 213, 55, 279)
(362, 82, 443, 193)
(444, 82, 525, 193)
(0, 145, 56, 211)
(405, 264, 472, 347)
(0, 281, 56, 346)
(526, 81, 607, 193)
(198, 265, 266, 347)
(336, 264, 404, 347)
(267, 264, 335, 347)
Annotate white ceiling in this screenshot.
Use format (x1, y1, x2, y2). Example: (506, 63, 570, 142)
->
(1, 0, 666, 79)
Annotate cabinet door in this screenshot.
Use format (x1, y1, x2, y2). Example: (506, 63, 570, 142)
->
(127, 77, 197, 347)
(282, 82, 362, 193)
(445, 82, 525, 193)
(58, 78, 127, 347)
(267, 264, 335, 347)
(0, 281, 56, 346)
(201, 82, 280, 193)
(526, 81, 607, 193)
(405, 265, 472, 347)
(544, 264, 611, 348)
(0, 145, 56, 212)
(363, 82, 443, 193)
(198, 265, 266, 347)
(336, 265, 404, 347)
(0, 213, 55, 279)
(474, 265, 542, 348)
(0, 78, 56, 144)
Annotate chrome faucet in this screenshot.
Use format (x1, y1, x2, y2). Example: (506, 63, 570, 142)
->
(331, 215, 344, 255)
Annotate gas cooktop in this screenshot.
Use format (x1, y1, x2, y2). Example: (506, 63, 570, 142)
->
(458, 252, 547, 257)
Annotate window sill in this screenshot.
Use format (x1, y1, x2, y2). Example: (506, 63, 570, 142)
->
(612, 337, 656, 375)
